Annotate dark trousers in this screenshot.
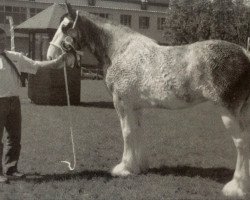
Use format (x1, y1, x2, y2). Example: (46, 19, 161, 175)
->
(0, 96, 21, 175)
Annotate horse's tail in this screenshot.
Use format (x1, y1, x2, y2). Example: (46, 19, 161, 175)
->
(238, 49, 250, 121)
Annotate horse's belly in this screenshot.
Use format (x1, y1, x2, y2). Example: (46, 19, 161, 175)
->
(163, 93, 205, 109)
(139, 89, 205, 110)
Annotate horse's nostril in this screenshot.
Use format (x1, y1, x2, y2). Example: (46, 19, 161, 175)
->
(47, 56, 52, 60)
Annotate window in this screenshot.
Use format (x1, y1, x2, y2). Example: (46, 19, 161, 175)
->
(3, 6, 27, 25)
(157, 17, 165, 30)
(141, 0, 148, 10)
(120, 15, 132, 27)
(36, 9, 43, 14)
(30, 8, 43, 17)
(13, 7, 20, 13)
(30, 8, 36, 17)
(88, 0, 96, 6)
(20, 7, 26, 13)
(90, 12, 97, 16)
(90, 12, 110, 19)
(139, 16, 150, 29)
(0, 13, 4, 23)
(0, 6, 4, 23)
(5, 6, 12, 12)
(99, 13, 109, 19)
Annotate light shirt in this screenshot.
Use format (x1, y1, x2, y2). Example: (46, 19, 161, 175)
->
(0, 51, 39, 97)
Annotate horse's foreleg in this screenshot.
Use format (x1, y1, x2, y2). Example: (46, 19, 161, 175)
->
(220, 109, 250, 198)
(111, 94, 148, 177)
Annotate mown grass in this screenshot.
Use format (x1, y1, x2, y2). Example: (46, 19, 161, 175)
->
(0, 80, 240, 199)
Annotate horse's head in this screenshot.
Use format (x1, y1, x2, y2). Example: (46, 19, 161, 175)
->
(48, 2, 111, 68)
(47, 3, 82, 60)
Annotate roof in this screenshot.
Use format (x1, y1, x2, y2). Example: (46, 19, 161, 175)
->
(15, 3, 66, 33)
(19, 0, 169, 6)
(103, 0, 169, 6)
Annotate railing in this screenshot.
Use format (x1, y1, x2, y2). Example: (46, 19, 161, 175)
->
(81, 66, 103, 80)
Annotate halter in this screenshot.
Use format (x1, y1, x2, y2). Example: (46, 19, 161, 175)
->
(49, 42, 62, 52)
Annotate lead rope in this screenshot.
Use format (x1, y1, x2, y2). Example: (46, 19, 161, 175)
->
(60, 61, 76, 170)
(59, 10, 80, 170)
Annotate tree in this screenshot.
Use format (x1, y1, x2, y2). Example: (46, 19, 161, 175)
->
(164, 0, 250, 47)
(164, 0, 212, 45)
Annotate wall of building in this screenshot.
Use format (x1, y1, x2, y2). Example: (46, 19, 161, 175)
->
(73, 5, 167, 44)
(17, 0, 168, 12)
(0, 0, 168, 55)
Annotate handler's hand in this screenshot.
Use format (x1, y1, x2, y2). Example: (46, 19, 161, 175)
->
(61, 52, 76, 68)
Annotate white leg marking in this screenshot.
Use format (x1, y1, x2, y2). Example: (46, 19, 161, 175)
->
(112, 94, 148, 177)
(221, 113, 250, 198)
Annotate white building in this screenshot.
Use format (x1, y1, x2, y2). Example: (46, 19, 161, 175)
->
(0, 0, 169, 55)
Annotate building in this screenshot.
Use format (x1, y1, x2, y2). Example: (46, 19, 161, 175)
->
(0, 0, 169, 57)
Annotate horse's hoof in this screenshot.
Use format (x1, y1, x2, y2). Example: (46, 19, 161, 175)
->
(111, 163, 133, 177)
(222, 179, 248, 198)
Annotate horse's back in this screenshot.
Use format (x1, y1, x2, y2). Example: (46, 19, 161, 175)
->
(107, 38, 250, 110)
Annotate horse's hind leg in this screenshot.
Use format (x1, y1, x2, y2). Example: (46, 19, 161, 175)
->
(220, 107, 250, 198)
(111, 94, 148, 177)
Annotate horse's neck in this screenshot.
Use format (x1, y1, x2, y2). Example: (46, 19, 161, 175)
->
(80, 19, 109, 64)
(81, 17, 133, 65)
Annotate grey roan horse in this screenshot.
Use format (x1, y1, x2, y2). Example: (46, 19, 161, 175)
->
(47, 3, 250, 198)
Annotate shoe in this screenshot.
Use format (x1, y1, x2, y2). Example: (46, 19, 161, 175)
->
(5, 171, 25, 179)
(0, 175, 8, 183)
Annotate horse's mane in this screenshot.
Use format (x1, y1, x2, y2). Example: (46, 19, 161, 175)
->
(78, 11, 157, 53)
(61, 10, 156, 51)
(78, 11, 137, 36)
(75, 11, 151, 60)
(59, 10, 157, 64)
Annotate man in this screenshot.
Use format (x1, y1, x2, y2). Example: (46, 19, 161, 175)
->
(0, 28, 74, 183)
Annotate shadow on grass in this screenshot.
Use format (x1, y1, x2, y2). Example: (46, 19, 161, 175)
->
(24, 170, 113, 183)
(78, 101, 114, 109)
(18, 165, 233, 184)
(148, 165, 234, 184)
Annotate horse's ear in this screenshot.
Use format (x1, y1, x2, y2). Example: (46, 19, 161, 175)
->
(67, 28, 78, 38)
(65, 2, 76, 19)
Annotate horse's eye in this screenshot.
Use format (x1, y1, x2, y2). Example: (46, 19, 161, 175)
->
(61, 22, 73, 34)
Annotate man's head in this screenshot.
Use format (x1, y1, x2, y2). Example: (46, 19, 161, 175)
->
(0, 28, 6, 53)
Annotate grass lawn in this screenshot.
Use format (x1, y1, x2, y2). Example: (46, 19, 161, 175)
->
(0, 80, 238, 200)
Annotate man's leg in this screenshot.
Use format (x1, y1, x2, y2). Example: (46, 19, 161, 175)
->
(0, 98, 8, 182)
(3, 97, 22, 176)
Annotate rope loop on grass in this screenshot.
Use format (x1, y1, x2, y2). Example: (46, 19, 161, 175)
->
(60, 61, 76, 171)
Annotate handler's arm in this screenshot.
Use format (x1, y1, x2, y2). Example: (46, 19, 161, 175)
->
(34, 54, 66, 69)
(6, 51, 75, 74)
(19, 53, 68, 73)
(17, 53, 75, 74)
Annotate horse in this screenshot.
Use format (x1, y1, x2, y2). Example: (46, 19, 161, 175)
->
(47, 3, 250, 198)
